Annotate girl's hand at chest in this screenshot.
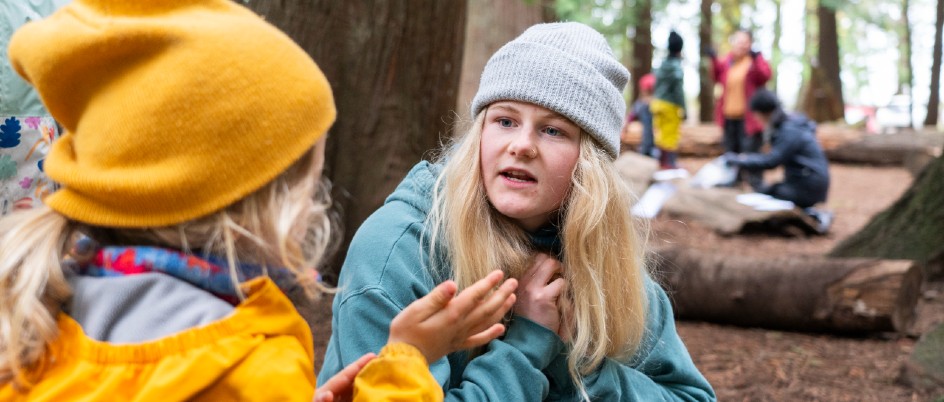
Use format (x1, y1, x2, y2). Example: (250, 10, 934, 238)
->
(514, 253, 566, 334)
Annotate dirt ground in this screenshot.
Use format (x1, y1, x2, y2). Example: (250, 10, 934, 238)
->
(664, 157, 943, 401)
(308, 157, 943, 401)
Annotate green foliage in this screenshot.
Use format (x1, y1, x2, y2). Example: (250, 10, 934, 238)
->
(552, 0, 671, 63)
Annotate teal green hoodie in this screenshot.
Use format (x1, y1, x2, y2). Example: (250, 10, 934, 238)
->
(318, 161, 715, 401)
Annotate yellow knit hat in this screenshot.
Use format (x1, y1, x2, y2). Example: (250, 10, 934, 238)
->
(8, 0, 336, 227)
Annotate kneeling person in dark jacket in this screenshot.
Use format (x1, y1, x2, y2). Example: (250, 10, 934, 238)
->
(725, 89, 830, 208)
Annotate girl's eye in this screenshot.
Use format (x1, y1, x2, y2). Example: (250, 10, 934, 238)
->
(543, 127, 562, 137)
(498, 118, 514, 128)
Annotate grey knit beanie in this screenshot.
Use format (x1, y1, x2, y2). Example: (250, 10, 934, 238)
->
(471, 22, 629, 159)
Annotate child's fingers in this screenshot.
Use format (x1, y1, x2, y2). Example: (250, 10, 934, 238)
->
(463, 278, 517, 329)
(460, 323, 506, 349)
(316, 352, 376, 398)
(447, 270, 505, 314)
(402, 280, 458, 321)
(467, 292, 516, 335)
(313, 390, 334, 402)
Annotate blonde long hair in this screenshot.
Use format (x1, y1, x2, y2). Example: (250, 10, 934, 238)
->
(428, 111, 650, 398)
(0, 147, 333, 388)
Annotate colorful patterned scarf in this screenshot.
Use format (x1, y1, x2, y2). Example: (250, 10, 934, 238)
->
(69, 237, 303, 305)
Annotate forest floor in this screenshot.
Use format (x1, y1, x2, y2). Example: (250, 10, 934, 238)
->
(665, 157, 944, 402)
(308, 156, 944, 401)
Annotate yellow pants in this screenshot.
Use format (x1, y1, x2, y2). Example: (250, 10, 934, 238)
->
(650, 99, 683, 151)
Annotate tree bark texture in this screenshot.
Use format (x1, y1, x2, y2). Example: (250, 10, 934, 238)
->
(655, 247, 923, 334)
(801, 3, 844, 122)
(698, 0, 714, 122)
(456, 0, 543, 115)
(830, 155, 944, 267)
(925, 0, 943, 127)
(245, 1, 467, 280)
(629, 0, 653, 103)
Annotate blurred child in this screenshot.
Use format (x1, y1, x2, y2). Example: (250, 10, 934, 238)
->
(651, 31, 687, 169)
(0, 1, 516, 401)
(627, 73, 657, 157)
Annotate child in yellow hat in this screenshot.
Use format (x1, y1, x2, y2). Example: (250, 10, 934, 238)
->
(0, 0, 516, 401)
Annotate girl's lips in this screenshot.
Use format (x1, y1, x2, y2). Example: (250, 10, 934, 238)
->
(499, 168, 536, 182)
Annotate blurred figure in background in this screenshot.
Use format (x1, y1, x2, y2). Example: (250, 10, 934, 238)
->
(651, 31, 686, 169)
(626, 73, 656, 157)
(707, 29, 771, 187)
(725, 89, 830, 210)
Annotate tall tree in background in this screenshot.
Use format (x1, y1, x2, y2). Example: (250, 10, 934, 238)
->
(698, 0, 714, 122)
(771, 0, 783, 94)
(555, 0, 665, 107)
(926, 0, 943, 127)
(900, 0, 914, 127)
(246, 1, 467, 280)
(629, 0, 653, 102)
(457, 0, 544, 114)
(800, 0, 844, 122)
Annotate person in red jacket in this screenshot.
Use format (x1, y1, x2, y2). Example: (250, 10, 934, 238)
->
(707, 29, 772, 187)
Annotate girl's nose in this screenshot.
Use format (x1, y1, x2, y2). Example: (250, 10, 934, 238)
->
(508, 130, 537, 159)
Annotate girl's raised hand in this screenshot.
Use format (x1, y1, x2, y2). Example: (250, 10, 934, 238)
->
(514, 253, 566, 333)
(387, 270, 517, 364)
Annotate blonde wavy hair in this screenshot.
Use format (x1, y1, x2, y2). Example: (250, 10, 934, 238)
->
(0, 147, 333, 388)
(428, 111, 650, 400)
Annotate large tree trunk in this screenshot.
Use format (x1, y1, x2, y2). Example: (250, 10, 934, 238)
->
(925, 0, 943, 127)
(629, 0, 653, 103)
(246, 1, 467, 281)
(830, 155, 944, 270)
(456, 0, 543, 115)
(800, 2, 844, 122)
(656, 247, 923, 334)
(698, 0, 714, 122)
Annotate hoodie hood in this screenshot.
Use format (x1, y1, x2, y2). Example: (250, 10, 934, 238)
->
(384, 161, 441, 218)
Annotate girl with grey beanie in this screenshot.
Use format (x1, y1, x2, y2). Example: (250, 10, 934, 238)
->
(320, 22, 716, 401)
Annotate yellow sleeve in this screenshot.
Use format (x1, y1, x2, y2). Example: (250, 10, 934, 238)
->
(352, 342, 444, 402)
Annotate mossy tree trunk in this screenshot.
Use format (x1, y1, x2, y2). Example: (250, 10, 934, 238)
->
(245, 1, 467, 282)
(830, 155, 944, 272)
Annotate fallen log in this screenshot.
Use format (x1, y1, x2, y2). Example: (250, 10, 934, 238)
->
(658, 185, 822, 236)
(825, 132, 942, 166)
(654, 246, 923, 334)
(621, 122, 943, 166)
